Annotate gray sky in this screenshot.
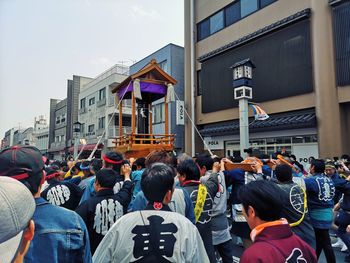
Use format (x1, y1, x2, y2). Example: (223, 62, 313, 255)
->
(0, 0, 184, 137)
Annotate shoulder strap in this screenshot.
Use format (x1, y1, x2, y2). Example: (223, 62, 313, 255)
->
(194, 184, 207, 223)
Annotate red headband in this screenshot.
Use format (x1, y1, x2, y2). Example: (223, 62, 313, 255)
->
(10, 173, 30, 180)
(102, 155, 123, 164)
(46, 172, 61, 180)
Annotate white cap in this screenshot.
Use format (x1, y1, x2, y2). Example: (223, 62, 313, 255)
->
(0, 176, 35, 263)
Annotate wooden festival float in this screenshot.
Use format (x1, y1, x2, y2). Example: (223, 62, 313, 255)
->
(111, 59, 176, 158)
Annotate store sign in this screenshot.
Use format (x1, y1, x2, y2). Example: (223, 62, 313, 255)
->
(204, 137, 224, 150)
(176, 100, 184, 125)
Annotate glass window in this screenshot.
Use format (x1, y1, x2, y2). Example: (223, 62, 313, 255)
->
(197, 70, 202, 96)
(210, 11, 224, 34)
(197, 19, 210, 41)
(61, 114, 66, 123)
(260, 0, 276, 8)
(241, 0, 258, 17)
(81, 123, 85, 134)
(159, 60, 168, 73)
(88, 124, 94, 132)
(56, 116, 60, 124)
(89, 97, 95, 106)
(80, 98, 86, 109)
(99, 88, 106, 100)
(225, 2, 240, 26)
(98, 117, 105, 129)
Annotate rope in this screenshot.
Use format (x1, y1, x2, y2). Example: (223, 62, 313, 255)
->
(173, 91, 213, 156)
(87, 81, 131, 160)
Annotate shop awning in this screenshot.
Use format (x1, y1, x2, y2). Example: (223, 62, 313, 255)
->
(199, 110, 316, 137)
(67, 143, 103, 153)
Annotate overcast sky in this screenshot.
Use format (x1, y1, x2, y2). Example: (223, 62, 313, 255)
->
(0, 0, 184, 137)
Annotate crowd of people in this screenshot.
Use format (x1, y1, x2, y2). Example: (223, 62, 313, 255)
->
(1, 145, 350, 263)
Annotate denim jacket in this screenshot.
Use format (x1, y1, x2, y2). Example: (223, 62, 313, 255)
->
(25, 198, 92, 263)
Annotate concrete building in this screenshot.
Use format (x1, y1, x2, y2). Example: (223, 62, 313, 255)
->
(48, 98, 68, 159)
(184, 0, 350, 161)
(78, 64, 131, 156)
(48, 74, 92, 160)
(33, 115, 49, 155)
(2, 128, 15, 149)
(130, 44, 185, 152)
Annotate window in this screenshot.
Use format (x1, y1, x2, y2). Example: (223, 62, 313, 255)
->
(80, 98, 86, 109)
(61, 114, 66, 123)
(60, 135, 65, 142)
(55, 136, 60, 142)
(152, 104, 165, 124)
(56, 116, 60, 124)
(88, 124, 94, 132)
(158, 60, 168, 73)
(98, 117, 105, 130)
(225, 2, 240, 26)
(80, 123, 85, 134)
(197, 70, 202, 96)
(241, 0, 258, 18)
(260, 0, 276, 8)
(197, 0, 277, 41)
(197, 19, 210, 41)
(99, 88, 106, 100)
(210, 11, 224, 34)
(89, 97, 95, 106)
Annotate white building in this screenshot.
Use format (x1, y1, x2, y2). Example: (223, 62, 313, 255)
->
(33, 115, 49, 154)
(78, 64, 132, 154)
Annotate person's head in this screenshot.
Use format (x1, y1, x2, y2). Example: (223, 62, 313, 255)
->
(71, 162, 82, 175)
(275, 164, 293, 183)
(141, 163, 175, 205)
(80, 160, 91, 177)
(0, 176, 35, 263)
(308, 156, 315, 164)
(239, 180, 284, 230)
(325, 162, 336, 177)
(94, 168, 117, 192)
(89, 158, 102, 175)
(45, 166, 61, 183)
(177, 153, 192, 165)
(195, 153, 214, 176)
(0, 146, 45, 196)
(341, 154, 350, 162)
(310, 159, 325, 175)
(145, 150, 172, 168)
(177, 158, 200, 184)
(102, 151, 124, 173)
(134, 157, 146, 170)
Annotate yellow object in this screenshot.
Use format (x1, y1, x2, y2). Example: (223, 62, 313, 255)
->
(194, 184, 207, 223)
(289, 186, 307, 227)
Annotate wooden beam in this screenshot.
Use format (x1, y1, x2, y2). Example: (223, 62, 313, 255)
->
(132, 91, 136, 134)
(119, 102, 123, 137)
(164, 97, 169, 135)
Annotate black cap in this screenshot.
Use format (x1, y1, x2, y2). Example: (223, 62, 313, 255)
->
(0, 146, 45, 180)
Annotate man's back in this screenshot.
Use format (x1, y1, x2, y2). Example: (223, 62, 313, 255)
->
(25, 197, 92, 263)
(276, 181, 316, 248)
(240, 223, 316, 263)
(93, 209, 209, 263)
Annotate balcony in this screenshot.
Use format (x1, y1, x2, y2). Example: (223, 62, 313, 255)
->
(108, 126, 132, 138)
(97, 98, 106, 107)
(79, 107, 87, 114)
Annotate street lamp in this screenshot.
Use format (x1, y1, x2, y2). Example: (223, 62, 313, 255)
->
(73, 121, 81, 160)
(231, 58, 255, 158)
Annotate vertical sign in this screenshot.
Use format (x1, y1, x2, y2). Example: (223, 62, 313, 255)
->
(176, 100, 184, 125)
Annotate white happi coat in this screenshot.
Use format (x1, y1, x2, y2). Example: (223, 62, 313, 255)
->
(93, 209, 210, 263)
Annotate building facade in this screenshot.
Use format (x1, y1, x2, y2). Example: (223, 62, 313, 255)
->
(130, 44, 185, 152)
(47, 74, 92, 160)
(33, 115, 49, 155)
(78, 64, 131, 155)
(184, 0, 350, 160)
